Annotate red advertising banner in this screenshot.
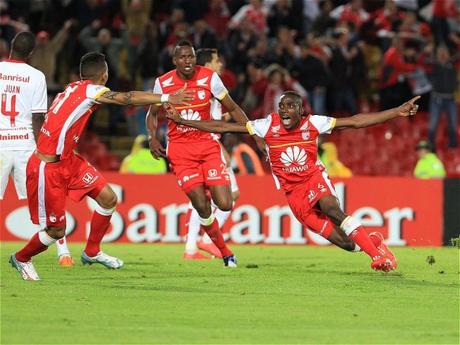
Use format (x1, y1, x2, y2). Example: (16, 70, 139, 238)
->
(0, 174, 443, 246)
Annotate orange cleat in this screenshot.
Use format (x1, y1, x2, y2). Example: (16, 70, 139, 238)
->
(197, 240, 222, 258)
(183, 252, 211, 260)
(369, 232, 397, 270)
(371, 256, 392, 272)
(58, 255, 75, 267)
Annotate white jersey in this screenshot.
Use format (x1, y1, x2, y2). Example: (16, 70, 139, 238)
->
(0, 59, 47, 151)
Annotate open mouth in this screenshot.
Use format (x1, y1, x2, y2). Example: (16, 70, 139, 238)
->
(184, 65, 193, 72)
(281, 116, 291, 126)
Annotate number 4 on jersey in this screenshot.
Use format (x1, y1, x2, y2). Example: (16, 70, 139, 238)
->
(1, 93, 19, 126)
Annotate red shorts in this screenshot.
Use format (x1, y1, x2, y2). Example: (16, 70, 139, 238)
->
(26, 153, 107, 228)
(167, 140, 230, 193)
(285, 171, 337, 238)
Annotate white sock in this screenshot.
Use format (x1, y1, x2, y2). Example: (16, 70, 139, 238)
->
(352, 243, 361, 252)
(56, 236, 71, 257)
(39, 230, 57, 246)
(185, 207, 201, 254)
(215, 208, 231, 228)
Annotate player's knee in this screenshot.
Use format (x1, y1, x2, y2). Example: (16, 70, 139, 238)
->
(101, 191, 117, 209)
(193, 199, 210, 217)
(215, 197, 233, 211)
(46, 226, 66, 240)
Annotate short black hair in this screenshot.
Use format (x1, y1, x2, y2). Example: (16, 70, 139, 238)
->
(196, 48, 217, 66)
(281, 91, 302, 104)
(80, 52, 107, 80)
(173, 39, 194, 57)
(11, 32, 35, 58)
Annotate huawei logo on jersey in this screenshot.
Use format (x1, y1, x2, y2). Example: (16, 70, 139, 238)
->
(280, 146, 309, 173)
(180, 109, 201, 121)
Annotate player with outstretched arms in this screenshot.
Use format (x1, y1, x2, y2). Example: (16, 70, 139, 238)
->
(9, 52, 193, 280)
(0, 32, 74, 266)
(164, 91, 421, 272)
(146, 40, 262, 267)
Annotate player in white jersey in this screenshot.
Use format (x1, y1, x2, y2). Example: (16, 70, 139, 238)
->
(0, 32, 74, 266)
(183, 48, 240, 259)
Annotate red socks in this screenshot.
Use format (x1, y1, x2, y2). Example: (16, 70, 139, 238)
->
(84, 211, 112, 257)
(349, 227, 381, 258)
(15, 231, 54, 262)
(202, 219, 233, 257)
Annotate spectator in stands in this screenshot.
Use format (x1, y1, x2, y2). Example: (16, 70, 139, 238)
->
(431, 0, 458, 46)
(328, 27, 358, 114)
(330, 0, 369, 31)
(379, 36, 417, 109)
(192, 19, 217, 49)
(228, 0, 268, 36)
(120, 135, 167, 174)
(311, 0, 336, 36)
(223, 134, 265, 176)
(293, 40, 330, 114)
(426, 45, 458, 150)
(29, 20, 73, 90)
(413, 140, 446, 179)
(203, 0, 231, 38)
(228, 16, 259, 74)
(267, 0, 302, 38)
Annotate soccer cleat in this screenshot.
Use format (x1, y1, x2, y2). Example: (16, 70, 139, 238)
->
(371, 256, 392, 273)
(183, 252, 211, 260)
(81, 251, 124, 269)
(369, 232, 383, 248)
(58, 255, 75, 267)
(223, 255, 237, 268)
(197, 240, 223, 258)
(369, 232, 397, 270)
(9, 254, 40, 281)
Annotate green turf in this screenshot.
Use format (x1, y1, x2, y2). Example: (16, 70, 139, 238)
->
(1, 243, 458, 344)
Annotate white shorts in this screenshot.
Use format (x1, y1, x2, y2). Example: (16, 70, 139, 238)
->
(0, 149, 34, 200)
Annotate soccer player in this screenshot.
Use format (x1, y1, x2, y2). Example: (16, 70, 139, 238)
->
(183, 48, 240, 260)
(164, 91, 421, 272)
(9, 51, 193, 281)
(0, 32, 74, 266)
(146, 40, 256, 267)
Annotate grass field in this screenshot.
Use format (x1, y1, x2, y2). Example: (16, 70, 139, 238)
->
(1, 242, 458, 344)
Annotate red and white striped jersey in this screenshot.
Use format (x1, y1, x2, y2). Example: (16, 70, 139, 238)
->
(37, 80, 108, 158)
(247, 113, 336, 193)
(0, 59, 47, 150)
(153, 66, 228, 143)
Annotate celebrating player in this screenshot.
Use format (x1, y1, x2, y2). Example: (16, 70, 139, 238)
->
(0, 32, 74, 266)
(164, 91, 421, 272)
(146, 40, 257, 267)
(183, 48, 240, 260)
(9, 51, 193, 281)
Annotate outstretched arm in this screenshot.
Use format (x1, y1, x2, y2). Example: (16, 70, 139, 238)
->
(164, 103, 249, 134)
(335, 96, 420, 129)
(97, 85, 193, 106)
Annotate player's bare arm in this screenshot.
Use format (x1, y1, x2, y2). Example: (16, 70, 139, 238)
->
(32, 113, 45, 142)
(334, 96, 420, 130)
(146, 104, 166, 159)
(97, 85, 193, 106)
(164, 103, 249, 134)
(220, 94, 267, 154)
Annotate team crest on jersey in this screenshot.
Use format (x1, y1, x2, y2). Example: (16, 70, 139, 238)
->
(197, 90, 206, 100)
(301, 131, 310, 140)
(271, 125, 280, 133)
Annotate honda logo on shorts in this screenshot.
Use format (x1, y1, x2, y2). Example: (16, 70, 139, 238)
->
(208, 169, 218, 177)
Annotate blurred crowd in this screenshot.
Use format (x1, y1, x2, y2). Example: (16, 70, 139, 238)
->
(1, 0, 459, 171)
